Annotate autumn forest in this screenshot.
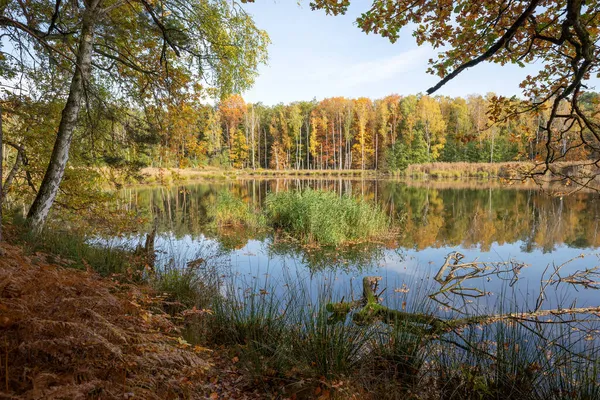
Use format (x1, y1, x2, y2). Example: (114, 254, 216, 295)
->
(3, 0, 600, 398)
(150, 92, 600, 171)
(6, 92, 595, 175)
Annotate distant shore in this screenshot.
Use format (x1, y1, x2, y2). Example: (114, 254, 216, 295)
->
(135, 161, 599, 188)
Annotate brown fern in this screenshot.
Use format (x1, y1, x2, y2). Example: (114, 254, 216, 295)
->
(0, 243, 217, 399)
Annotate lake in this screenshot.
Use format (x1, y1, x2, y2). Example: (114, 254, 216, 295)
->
(114, 178, 600, 316)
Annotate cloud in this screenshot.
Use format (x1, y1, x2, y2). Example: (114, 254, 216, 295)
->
(243, 46, 436, 104)
(304, 47, 432, 90)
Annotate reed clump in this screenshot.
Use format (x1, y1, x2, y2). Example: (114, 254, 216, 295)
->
(208, 190, 265, 228)
(265, 189, 390, 246)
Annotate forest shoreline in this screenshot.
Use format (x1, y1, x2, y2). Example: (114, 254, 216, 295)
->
(131, 160, 600, 189)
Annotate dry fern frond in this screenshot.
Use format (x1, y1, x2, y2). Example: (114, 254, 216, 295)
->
(0, 243, 217, 399)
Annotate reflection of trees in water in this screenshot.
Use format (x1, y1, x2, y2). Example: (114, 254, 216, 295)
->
(378, 183, 600, 252)
(268, 237, 392, 272)
(117, 179, 600, 254)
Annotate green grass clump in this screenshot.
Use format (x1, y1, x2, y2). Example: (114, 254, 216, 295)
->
(201, 277, 378, 388)
(15, 226, 136, 277)
(152, 261, 217, 312)
(265, 189, 390, 246)
(208, 190, 264, 228)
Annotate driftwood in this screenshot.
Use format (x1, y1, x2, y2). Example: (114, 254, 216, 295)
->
(430, 252, 527, 313)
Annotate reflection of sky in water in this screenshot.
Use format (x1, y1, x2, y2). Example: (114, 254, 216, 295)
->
(138, 233, 599, 317)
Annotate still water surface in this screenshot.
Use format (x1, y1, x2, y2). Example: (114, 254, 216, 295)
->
(116, 179, 600, 314)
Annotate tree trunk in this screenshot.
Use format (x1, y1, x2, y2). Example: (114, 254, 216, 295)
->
(338, 114, 342, 170)
(0, 103, 3, 242)
(26, 7, 98, 233)
(250, 108, 255, 170)
(490, 131, 495, 163)
(331, 126, 335, 169)
(306, 118, 309, 170)
(361, 129, 365, 170)
(375, 128, 378, 170)
(326, 276, 600, 335)
(3, 143, 24, 197)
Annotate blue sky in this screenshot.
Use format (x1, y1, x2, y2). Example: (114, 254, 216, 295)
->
(240, 1, 588, 105)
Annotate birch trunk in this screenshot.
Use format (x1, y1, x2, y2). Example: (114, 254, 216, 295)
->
(26, 6, 98, 233)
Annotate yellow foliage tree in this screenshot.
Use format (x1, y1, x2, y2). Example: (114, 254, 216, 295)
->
(230, 129, 248, 168)
(416, 96, 446, 161)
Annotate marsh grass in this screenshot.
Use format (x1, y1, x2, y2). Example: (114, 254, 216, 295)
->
(433, 322, 548, 399)
(195, 272, 381, 396)
(208, 190, 265, 228)
(13, 223, 137, 277)
(152, 261, 217, 312)
(198, 273, 426, 395)
(182, 265, 600, 399)
(265, 189, 391, 246)
(400, 161, 600, 183)
(209, 188, 393, 247)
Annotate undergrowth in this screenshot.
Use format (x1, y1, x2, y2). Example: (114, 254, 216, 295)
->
(151, 256, 220, 313)
(9, 216, 139, 277)
(184, 269, 600, 399)
(0, 243, 215, 399)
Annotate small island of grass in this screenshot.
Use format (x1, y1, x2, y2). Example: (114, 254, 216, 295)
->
(208, 189, 393, 247)
(265, 189, 391, 246)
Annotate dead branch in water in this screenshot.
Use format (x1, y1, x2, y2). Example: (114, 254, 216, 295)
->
(430, 252, 528, 314)
(326, 253, 600, 337)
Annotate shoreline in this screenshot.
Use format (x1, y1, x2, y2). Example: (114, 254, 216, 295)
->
(123, 162, 599, 193)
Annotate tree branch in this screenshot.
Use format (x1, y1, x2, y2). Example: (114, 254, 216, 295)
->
(427, 0, 542, 95)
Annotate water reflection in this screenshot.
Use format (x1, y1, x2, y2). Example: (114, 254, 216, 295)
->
(118, 179, 600, 255)
(111, 179, 600, 311)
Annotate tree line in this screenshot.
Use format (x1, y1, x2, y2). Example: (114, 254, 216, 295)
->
(78, 91, 599, 171)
